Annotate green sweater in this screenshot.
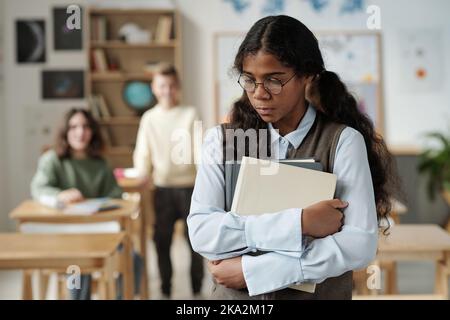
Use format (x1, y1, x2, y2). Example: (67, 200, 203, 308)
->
(30, 150, 122, 201)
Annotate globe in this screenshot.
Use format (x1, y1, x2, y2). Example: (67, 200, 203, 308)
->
(123, 81, 154, 111)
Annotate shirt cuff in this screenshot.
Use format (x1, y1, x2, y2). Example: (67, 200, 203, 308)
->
(242, 252, 304, 296)
(38, 194, 63, 209)
(244, 208, 303, 252)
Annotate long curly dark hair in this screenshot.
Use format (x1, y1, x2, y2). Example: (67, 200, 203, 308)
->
(55, 108, 105, 159)
(229, 15, 399, 226)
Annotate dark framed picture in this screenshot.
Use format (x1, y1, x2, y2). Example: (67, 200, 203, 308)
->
(42, 70, 85, 99)
(16, 20, 46, 63)
(53, 7, 83, 50)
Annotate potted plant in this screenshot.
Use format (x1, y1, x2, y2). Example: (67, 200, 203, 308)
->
(418, 132, 450, 202)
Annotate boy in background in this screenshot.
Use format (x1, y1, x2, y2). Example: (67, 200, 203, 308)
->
(133, 63, 204, 299)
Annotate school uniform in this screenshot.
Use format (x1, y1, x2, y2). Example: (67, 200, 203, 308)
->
(188, 105, 378, 299)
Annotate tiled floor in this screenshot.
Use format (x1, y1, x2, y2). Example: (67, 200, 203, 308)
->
(0, 234, 447, 299)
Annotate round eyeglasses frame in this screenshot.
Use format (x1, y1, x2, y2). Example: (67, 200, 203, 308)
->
(237, 73, 296, 95)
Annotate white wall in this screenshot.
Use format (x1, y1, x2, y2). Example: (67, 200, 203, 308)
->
(2, 0, 450, 228)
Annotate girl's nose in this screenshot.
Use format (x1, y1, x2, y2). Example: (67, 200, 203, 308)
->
(252, 83, 270, 100)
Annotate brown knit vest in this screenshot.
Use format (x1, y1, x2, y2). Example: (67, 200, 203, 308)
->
(213, 112, 353, 300)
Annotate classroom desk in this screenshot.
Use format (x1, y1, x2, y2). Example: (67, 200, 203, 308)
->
(378, 199, 408, 294)
(353, 199, 408, 295)
(0, 232, 124, 300)
(9, 199, 137, 300)
(117, 176, 150, 299)
(376, 224, 450, 299)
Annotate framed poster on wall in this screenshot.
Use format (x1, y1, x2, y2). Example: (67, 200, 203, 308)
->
(213, 31, 384, 133)
(16, 20, 46, 63)
(53, 7, 83, 50)
(42, 70, 85, 99)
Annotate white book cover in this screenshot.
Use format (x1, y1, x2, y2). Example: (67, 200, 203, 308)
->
(231, 157, 338, 293)
(63, 198, 119, 215)
(231, 157, 336, 214)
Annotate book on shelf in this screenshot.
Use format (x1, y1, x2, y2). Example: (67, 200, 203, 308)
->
(92, 48, 108, 72)
(97, 95, 112, 119)
(88, 94, 112, 119)
(230, 156, 338, 294)
(91, 16, 108, 42)
(88, 95, 102, 119)
(88, 94, 114, 146)
(155, 15, 173, 43)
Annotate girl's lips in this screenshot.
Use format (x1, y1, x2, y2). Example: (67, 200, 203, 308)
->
(257, 108, 275, 116)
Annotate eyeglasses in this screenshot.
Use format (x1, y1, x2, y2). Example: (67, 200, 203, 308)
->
(237, 73, 296, 95)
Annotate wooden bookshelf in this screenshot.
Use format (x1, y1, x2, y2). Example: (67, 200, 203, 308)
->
(86, 7, 182, 168)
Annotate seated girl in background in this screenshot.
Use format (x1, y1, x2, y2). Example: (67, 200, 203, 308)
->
(30, 108, 141, 300)
(31, 108, 121, 206)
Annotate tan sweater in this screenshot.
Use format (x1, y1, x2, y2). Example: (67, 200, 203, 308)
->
(133, 104, 198, 188)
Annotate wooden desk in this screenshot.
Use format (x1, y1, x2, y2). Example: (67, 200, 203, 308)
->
(379, 199, 408, 293)
(376, 224, 450, 298)
(118, 177, 150, 299)
(0, 232, 124, 300)
(354, 199, 408, 295)
(10, 199, 137, 300)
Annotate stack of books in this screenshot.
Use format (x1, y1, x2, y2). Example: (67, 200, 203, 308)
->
(230, 157, 338, 293)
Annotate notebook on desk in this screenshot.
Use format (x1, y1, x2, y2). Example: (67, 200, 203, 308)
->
(63, 198, 120, 215)
(229, 156, 337, 293)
